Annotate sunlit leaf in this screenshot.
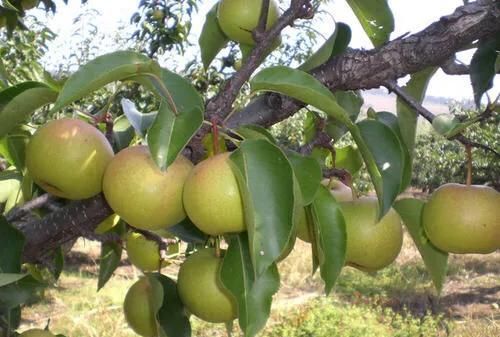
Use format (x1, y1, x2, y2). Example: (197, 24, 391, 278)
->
(345, 0, 394, 47)
(199, 3, 229, 69)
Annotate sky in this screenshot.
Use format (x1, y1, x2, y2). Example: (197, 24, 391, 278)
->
(33, 0, 499, 102)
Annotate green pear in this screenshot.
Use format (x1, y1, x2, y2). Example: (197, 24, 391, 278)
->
(183, 152, 245, 235)
(19, 329, 55, 337)
(217, 0, 280, 45)
(422, 183, 500, 254)
(125, 231, 165, 272)
(340, 197, 403, 272)
(123, 276, 163, 337)
(177, 248, 237, 323)
(26, 118, 114, 200)
(103, 145, 193, 231)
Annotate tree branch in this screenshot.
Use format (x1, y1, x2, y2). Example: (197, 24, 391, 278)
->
(226, 1, 500, 128)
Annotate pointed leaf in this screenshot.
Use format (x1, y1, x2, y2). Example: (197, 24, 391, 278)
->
(310, 186, 346, 294)
(236, 125, 276, 144)
(167, 218, 208, 244)
(120, 98, 157, 137)
(334, 145, 363, 175)
(53, 246, 64, 281)
(394, 199, 448, 294)
(0, 216, 24, 274)
(375, 111, 412, 191)
(97, 241, 122, 291)
(0, 86, 57, 137)
(299, 22, 352, 72)
(147, 101, 202, 170)
(345, 0, 394, 47)
(396, 67, 437, 157)
(0, 273, 27, 287)
(0, 275, 46, 309)
(470, 36, 500, 107)
(199, 3, 229, 69)
(230, 140, 296, 275)
(357, 119, 404, 216)
(220, 234, 280, 337)
(51, 51, 157, 112)
(4, 130, 30, 172)
(286, 151, 322, 205)
(153, 274, 191, 337)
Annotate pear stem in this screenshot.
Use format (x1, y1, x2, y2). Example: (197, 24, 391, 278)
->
(215, 236, 222, 258)
(211, 118, 220, 155)
(466, 144, 472, 186)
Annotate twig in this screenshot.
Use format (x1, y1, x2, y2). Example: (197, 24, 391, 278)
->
(385, 80, 500, 158)
(253, 0, 270, 43)
(5, 194, 58, 222)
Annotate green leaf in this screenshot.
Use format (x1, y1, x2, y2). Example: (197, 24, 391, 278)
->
(51, 51, 157, 112)
(220, 234, 280, 337)
(310, 185, 346, 294)
(120, 98, 157, 138)
(152, 274, 191, 337)
(251, 66, 352, 125)
(0, 275, 45, 309)
(286, 151, 322, 205)
(4, 130, 30, 172)
(299, 22, 351, 72)
(357, 119, 404, 216)
(375, 111, 412, 191)
(470, 36, 500, 107)
(334, 145, 363, 175)
(0, 216, 24, 274)
(396, 67, 437, 157)
(199, 3, 229, 69)
(0, 82, 47, 110)
(326, 90, 364, 141)
(167, 218, 208, 244)
(97, 241, 122, 291)
(230, 140, 297, 275)
(236, 125, 276, 144)
(345, 0, 394, 47)
(0, 86, 57, 137)
(53, 246, 64, 281)
(147, 100, 203, 170)
(113, 114, 136, 151)
(394, 199, 448, 294)
(0, 273, 27, 287)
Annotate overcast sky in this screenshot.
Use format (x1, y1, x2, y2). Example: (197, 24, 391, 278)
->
(35, 0, 499, 102)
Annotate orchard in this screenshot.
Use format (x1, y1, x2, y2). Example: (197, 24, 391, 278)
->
(0, 0, 499, 337)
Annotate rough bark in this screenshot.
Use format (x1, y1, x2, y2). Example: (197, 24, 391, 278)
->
(9, 0, 500, 263)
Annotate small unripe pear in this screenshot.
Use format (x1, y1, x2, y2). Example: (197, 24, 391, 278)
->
(423, 183, 500, 254)
(125, 231, 165, 272)
(177, 249, 237, 323)
(123, 276, 163, 337)
(183, 152, 245, 235)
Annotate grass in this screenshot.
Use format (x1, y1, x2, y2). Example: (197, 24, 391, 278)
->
(18, 236, 500, 337)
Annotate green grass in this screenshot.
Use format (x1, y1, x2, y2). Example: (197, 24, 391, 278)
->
(18, 238, 500, 337)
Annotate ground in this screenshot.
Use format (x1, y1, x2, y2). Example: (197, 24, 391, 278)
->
(19, 228, 499, 337)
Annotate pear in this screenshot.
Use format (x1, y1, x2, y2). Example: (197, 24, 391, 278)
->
(103, 145, 192, 231)
(94, 214, 120, 234)
(123, 276, 163, 337)
(19, 329, 55, 337)
(422, 183, 500, 254)
(183, 152, 245, 235)
(340, 197, 403, 272)
(177, 248, 237, 323)
(217, 0, 280, 46)
(26, 118, 114, 200)
(322, 178, 354, 202)
(125, 231, 165, 272)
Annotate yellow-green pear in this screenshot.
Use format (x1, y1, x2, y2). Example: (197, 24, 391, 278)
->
(183, 152, 245, 235)
(422, 183, 500, 254)
(177, 248, 237, 323)
(322, 178, 353, 202)
(340, 197, 403, 272)
(123, 276, 163, 337)
(103, 145, 193, 231)
(126, 231, 166, 272)
(217, 0, 280, 45)
(94, 214, 120, 234)
(26, 118, 114, 200)
(19, 329, 55, 337)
